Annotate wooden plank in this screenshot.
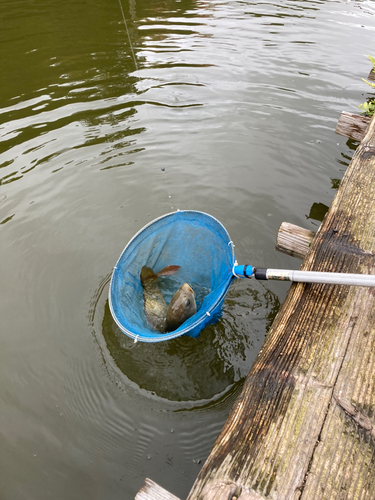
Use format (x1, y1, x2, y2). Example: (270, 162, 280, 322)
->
(275, 222, 316, 259)
(335, 111, 371, 141)
(186, 115, 375, 500)
(135, 478, 181, 500)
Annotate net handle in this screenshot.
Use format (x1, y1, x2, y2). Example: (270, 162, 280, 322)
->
(233, 265, 375, 287)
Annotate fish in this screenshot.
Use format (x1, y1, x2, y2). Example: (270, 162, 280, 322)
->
(140, 265, 197, 333)
(165, 283, 196, 332)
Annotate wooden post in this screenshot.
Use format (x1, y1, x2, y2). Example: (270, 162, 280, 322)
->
(135, 478, 181, 500)
(334, 67, 375, 142)
(275, 222, 315, 259)
(335, 111, 371, 142)
(186, 115, 375, 499)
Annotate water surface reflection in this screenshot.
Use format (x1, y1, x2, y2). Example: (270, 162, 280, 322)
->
(1, 0, 375, 498)
(100, 277, 280, 402)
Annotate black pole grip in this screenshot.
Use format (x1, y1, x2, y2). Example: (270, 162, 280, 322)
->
(254, 268, 268, 280)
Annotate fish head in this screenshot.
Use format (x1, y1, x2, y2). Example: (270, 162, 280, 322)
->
(165, 283, 197, 332)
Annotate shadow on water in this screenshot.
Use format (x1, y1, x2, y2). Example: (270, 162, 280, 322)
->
(306, 137, 358, 225)
(306, 201, 329, 223)
(93, 274, 280, 403)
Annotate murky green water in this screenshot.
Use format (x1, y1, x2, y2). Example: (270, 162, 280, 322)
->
(1, 0, 375, 498)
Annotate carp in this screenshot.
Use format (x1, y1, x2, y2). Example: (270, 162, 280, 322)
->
(140, 265, 196, 333)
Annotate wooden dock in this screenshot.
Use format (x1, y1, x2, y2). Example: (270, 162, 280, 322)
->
(136, 71, 375, 500)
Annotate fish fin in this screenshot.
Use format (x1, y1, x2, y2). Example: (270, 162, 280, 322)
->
(140, 266, 157, 284)
(155, 265, 181, 277)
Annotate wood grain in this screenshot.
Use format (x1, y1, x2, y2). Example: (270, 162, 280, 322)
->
(135, 478, 181, 500)
(275, 222, 316, 259)
(335, 111, 371, 142)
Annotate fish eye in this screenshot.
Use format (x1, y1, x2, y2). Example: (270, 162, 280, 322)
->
(185, 299, 191, 307)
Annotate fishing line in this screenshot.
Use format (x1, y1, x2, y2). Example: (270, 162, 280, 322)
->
(118, 0, 139, 73)
(117, 0, 169, 176)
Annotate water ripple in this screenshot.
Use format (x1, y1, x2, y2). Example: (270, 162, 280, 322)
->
(1, 0, 375, 498)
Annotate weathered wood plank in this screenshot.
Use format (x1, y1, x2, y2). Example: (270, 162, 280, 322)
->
(135, 478, 181, 500)
(186, 115, 375, 500)
(335, 111, 371, 141)
(275, 222, 316, 259)
(301, 291, 375, 498)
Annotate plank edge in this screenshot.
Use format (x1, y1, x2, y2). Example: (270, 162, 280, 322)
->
(135, 478, 182, 500)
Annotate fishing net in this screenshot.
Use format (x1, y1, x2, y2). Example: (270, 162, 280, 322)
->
(109, 210, 236, 342)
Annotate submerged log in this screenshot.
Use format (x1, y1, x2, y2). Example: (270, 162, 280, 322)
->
(186, 115, 375, 499)
(135, 478, 181, 500)
(335, 111, 371, 142)
(275, 222, 316, 259)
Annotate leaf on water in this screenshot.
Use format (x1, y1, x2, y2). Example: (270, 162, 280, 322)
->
(362, 78, 375, 89)
(367, 54, 375, 69)
(358, 100, 375, 117)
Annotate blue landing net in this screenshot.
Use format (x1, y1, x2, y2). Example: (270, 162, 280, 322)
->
(109, 210, 236, 343)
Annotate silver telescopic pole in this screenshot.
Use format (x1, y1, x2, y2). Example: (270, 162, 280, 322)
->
(264, 269, 375, 287)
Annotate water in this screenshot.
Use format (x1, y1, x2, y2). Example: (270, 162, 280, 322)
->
(1, 0, 375, 498)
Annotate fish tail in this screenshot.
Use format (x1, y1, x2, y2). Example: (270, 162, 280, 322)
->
(155, 265, 180, 277)
(141, 265, 180, 285)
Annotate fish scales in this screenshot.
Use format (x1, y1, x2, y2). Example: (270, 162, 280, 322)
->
(140, 265, 196, 333)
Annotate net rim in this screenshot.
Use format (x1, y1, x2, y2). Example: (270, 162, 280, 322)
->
(108, 210, 235, 342)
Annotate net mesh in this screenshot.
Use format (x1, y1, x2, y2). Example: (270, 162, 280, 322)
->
(109, 210, 236, 342)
